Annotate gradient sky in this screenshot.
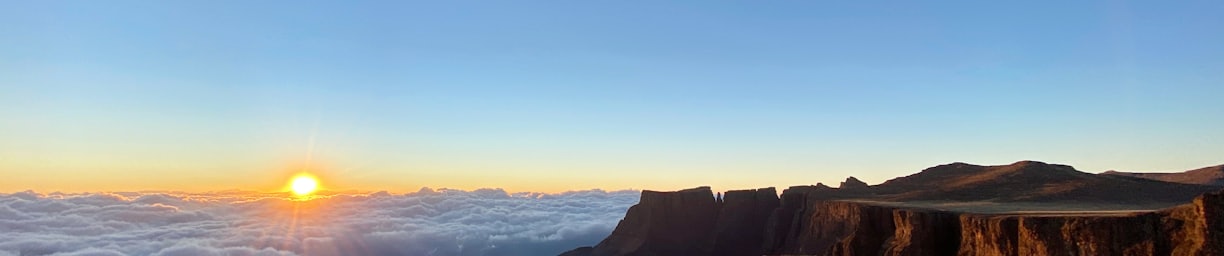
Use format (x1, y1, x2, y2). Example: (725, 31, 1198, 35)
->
(2, 1, 1222, 193)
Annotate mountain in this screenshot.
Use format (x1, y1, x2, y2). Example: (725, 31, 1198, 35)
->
(562, 161, 1224, 256)
(1104, 164, 1224, 187)
(871, 161, 1218, 203)
(577, 187, 779, 256)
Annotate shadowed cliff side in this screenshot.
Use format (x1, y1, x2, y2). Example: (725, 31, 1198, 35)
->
(570, 187, 1224, 256)
(952, 189, 1224, 256)
(562, 161, 1224, 256)
(577, 187, 780, 256)
(587, 187, 722, 256)
(714, 187, 780, 256)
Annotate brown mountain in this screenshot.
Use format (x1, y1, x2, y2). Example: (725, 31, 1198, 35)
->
(1103, 164, 1224, 187)
(870, 161, 1219, 204)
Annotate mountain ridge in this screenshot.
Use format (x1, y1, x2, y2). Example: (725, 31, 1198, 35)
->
(563, 161, 1224, 256)
(1104, 164, 1224, 187)
(868, 160, 1218, 203)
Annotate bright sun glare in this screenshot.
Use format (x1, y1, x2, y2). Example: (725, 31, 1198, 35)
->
(290, 174, 319, 196)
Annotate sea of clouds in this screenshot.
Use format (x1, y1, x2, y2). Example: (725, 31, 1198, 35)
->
(0, 188, 639, 256)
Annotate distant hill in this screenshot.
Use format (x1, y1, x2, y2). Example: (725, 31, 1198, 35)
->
(1103, 164, 1224, 187)
(867, 160, 1219, 204)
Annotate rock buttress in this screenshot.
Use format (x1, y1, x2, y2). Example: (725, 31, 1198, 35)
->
(589, 187, 721, 256)
(713, 187, 780, 256)
(567, 188, 1224, 256)
(883, 209, 961, 256)
(1017, 214, 1162, 256)
(1166, 189, 1224, 255)
(957, 215, 1019, 256)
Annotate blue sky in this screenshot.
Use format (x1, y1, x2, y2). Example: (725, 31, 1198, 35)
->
(2, 1, 1222, 192)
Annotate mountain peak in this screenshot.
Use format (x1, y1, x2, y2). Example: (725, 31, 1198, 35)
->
(840, 177, 868, 189)
(1009, 160, 1048, 167)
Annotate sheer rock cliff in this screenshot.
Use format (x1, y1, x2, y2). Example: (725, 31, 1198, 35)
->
(564, 161, 1224, 256)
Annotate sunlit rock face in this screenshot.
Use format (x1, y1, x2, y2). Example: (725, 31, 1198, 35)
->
(0, 188, 640, 256)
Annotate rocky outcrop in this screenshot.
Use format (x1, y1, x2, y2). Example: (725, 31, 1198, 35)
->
(762, 188, 959, 256)
(840, 177, 869, 190)
(583, 187, 781, 256)
(883, 209, 960, 256)
(957, 215, 1018, 255)
(1165, 189, 1224, 255)
(953, 179, 1224, 256)
(588, 187, 722, 256)
(563, 161, 1224, 256)
(765, 200, 895, 255)
(567, 188, 1224, 256)
(1015, 214, 1161, 256)
(713, 188, 780, 256)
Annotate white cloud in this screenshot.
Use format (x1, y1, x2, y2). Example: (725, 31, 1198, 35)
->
(0, 188, 638, 256)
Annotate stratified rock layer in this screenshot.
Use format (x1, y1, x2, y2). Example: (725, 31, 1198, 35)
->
(884, 209, 960, 256)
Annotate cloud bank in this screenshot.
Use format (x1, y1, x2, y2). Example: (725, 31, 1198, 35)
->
(0, 188, 639, 256)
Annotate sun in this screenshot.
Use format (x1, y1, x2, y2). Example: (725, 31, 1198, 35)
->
(289, 174, 320, 196)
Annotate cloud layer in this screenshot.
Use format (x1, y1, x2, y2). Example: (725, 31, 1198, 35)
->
(0, 188, 639, 256)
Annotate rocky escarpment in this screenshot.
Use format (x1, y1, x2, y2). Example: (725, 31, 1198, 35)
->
(954, 190, 1224, 256)
(714, 188, 781, 256)
(563, 161, 1224, 256)
(570, 187, 1224, 256)
(586, 187, 721, 256)
(583, 187, 779, 256)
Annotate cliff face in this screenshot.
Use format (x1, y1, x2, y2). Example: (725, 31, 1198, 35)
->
(883, 209, 960, 256)
(587, 187, 779, 256)
(565, 161, 1224, 256)
(957, 214, 1167, 256)
(713, 188, 780, 256)
(765, 200, 896, 255)
(1167, 189, 1224, 255)
(589, 187, 721, 256)
(571, 188, 1224, 256)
